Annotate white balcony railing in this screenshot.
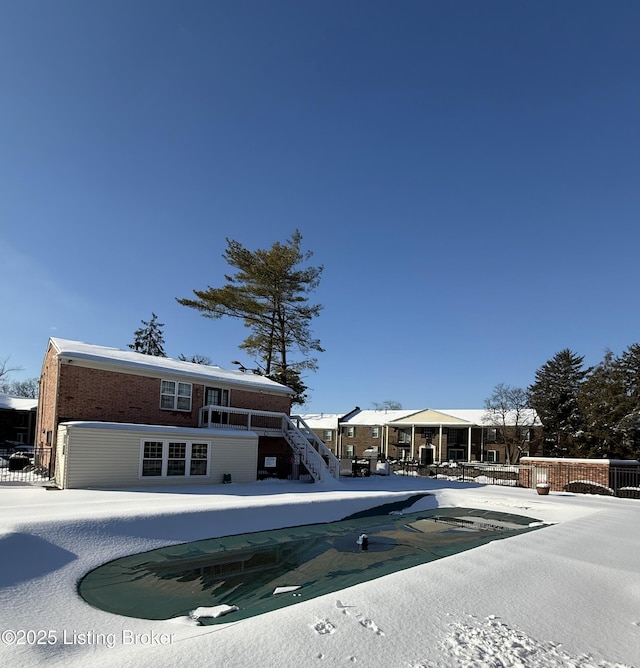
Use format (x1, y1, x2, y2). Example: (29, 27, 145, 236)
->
(198, 405, 340, 481)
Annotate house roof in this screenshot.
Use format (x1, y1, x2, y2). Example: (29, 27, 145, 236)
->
(49, 338, 294, 396)
(0, 393, 38, 411)
(340, 409, 420, 425)
(301, 407, 541, 428)
(296, 413, 343, 430)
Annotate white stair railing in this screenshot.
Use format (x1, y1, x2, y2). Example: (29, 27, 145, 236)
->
(282, 415, 340, 482)
(290, 414, 341, 480)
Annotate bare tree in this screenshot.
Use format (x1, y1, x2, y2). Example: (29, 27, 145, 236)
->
(483, 383, 537, 464)
(0, 357, 21, 384)
(372, 400, 403, 410)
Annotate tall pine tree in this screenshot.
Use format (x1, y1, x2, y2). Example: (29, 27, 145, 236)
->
(177, 230, 323, 405)
(129, 313, 166, 357)
(576, 348, 640, 458)
(529, 349, 587, 457)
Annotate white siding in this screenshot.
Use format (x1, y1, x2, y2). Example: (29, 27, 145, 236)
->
(57, 424, 258, 489)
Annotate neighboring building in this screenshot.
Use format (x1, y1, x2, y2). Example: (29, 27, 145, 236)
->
(300, 407, 542, 463)
(0, 393, 38, 445)
(37, 338, 339, 488)
(337, 409, 418, 459)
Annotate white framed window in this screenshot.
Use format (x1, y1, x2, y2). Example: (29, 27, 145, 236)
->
(398, 429, 411, 444)
(371, 426, 380, 438)
(486, 428, 497, 442)
(487, 450, 499, 463)
(323, 429, 333, 442)
(448, 447, 464, 461)
(160, 380, 192, 411)
(346, 426, 355, 438)
(520, 428, 531, 442)
(345, 445, 355, 457)
(140, 440, 210, 478)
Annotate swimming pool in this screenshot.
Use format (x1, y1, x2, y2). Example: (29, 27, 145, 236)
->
(78, 505, 544, 625)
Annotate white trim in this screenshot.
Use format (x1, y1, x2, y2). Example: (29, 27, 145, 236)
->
(139, 438, 212, 479)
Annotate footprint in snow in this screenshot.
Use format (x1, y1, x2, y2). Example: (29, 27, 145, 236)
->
(313, 619, 336, 635)
(359, 617, 384, 636)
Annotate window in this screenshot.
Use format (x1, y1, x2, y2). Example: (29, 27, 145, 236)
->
(520, 428, 531, 442)
(323, 430, 333, 442)
(486, 428, 497, 442)
(345, 445, 354, 457)
(346, 426, 355, 438)
(167, 442, 186, 476)
(205, 387, 229, 406)
(140, 440, 210, 478)
(487, 450, 499, 463)
(142, 441, 164, 476)
(190, 443, 209, 475)
(370, 426, 380, 438)
(160, 380, 192, 411)
(398, 429, 411, 444)
(448, 447, 464, 461)
(421, 428, 434, 439)
(448, 428, 463, 444)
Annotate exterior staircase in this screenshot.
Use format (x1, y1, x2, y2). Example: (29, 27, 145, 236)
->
(285, 415, 340, 482)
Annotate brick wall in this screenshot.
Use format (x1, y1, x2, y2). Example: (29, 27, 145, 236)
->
(231, 389, 291, 414)
(36, 344, 59, 448)
(56, 364, 200, 427)
(520, 457, 611, 491)
(340, 424, 385, 458)
(38, 351, 292, 448)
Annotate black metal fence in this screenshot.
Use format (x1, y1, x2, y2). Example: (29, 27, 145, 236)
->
(0, 447, 54, 484)
(391, 461, 640, 499)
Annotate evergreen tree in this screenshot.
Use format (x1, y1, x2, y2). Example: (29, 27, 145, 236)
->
(576, 348, 639, 458)
(129, 313, 166, 357)
(177, 231, 323, 405)
(616, 343, 640, 457)
(529, 349, 587, 457)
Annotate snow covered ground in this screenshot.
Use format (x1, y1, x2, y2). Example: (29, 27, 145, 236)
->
(0, 475, 638, 667)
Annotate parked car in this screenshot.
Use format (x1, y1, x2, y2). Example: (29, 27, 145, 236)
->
(0, 444, 17, 467)
(8, 449, 33, 471)
(12, 445, 34, 458)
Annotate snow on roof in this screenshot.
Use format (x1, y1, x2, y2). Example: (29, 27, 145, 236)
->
(60, 421, 258, 438)
(340, 409, 420, 425)
(296, 413, 343, 429)
(305, 407, 542, 427)
(49, 338, 294, 395)
(0, 393, 38, 411)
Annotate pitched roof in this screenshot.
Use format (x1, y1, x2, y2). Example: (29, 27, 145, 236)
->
(0, 393, 38, 411)
(340, 409, 420, 425)
(302, 407, 541, 427)
(49, 338, 294, 395)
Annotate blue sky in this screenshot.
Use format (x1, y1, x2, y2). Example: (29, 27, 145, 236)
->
(1, 0, 638, 412)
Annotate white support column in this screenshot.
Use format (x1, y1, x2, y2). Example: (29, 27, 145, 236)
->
(411, 425, 416, 459)
(467, 426, 472, 462)
(438, 425, 443, 462)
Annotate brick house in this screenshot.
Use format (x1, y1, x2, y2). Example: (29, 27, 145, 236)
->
(37, 338, 338, 488)
(300, 407, 542, 463)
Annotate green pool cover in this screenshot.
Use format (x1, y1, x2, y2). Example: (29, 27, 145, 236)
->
(79, 506, 544, 625)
